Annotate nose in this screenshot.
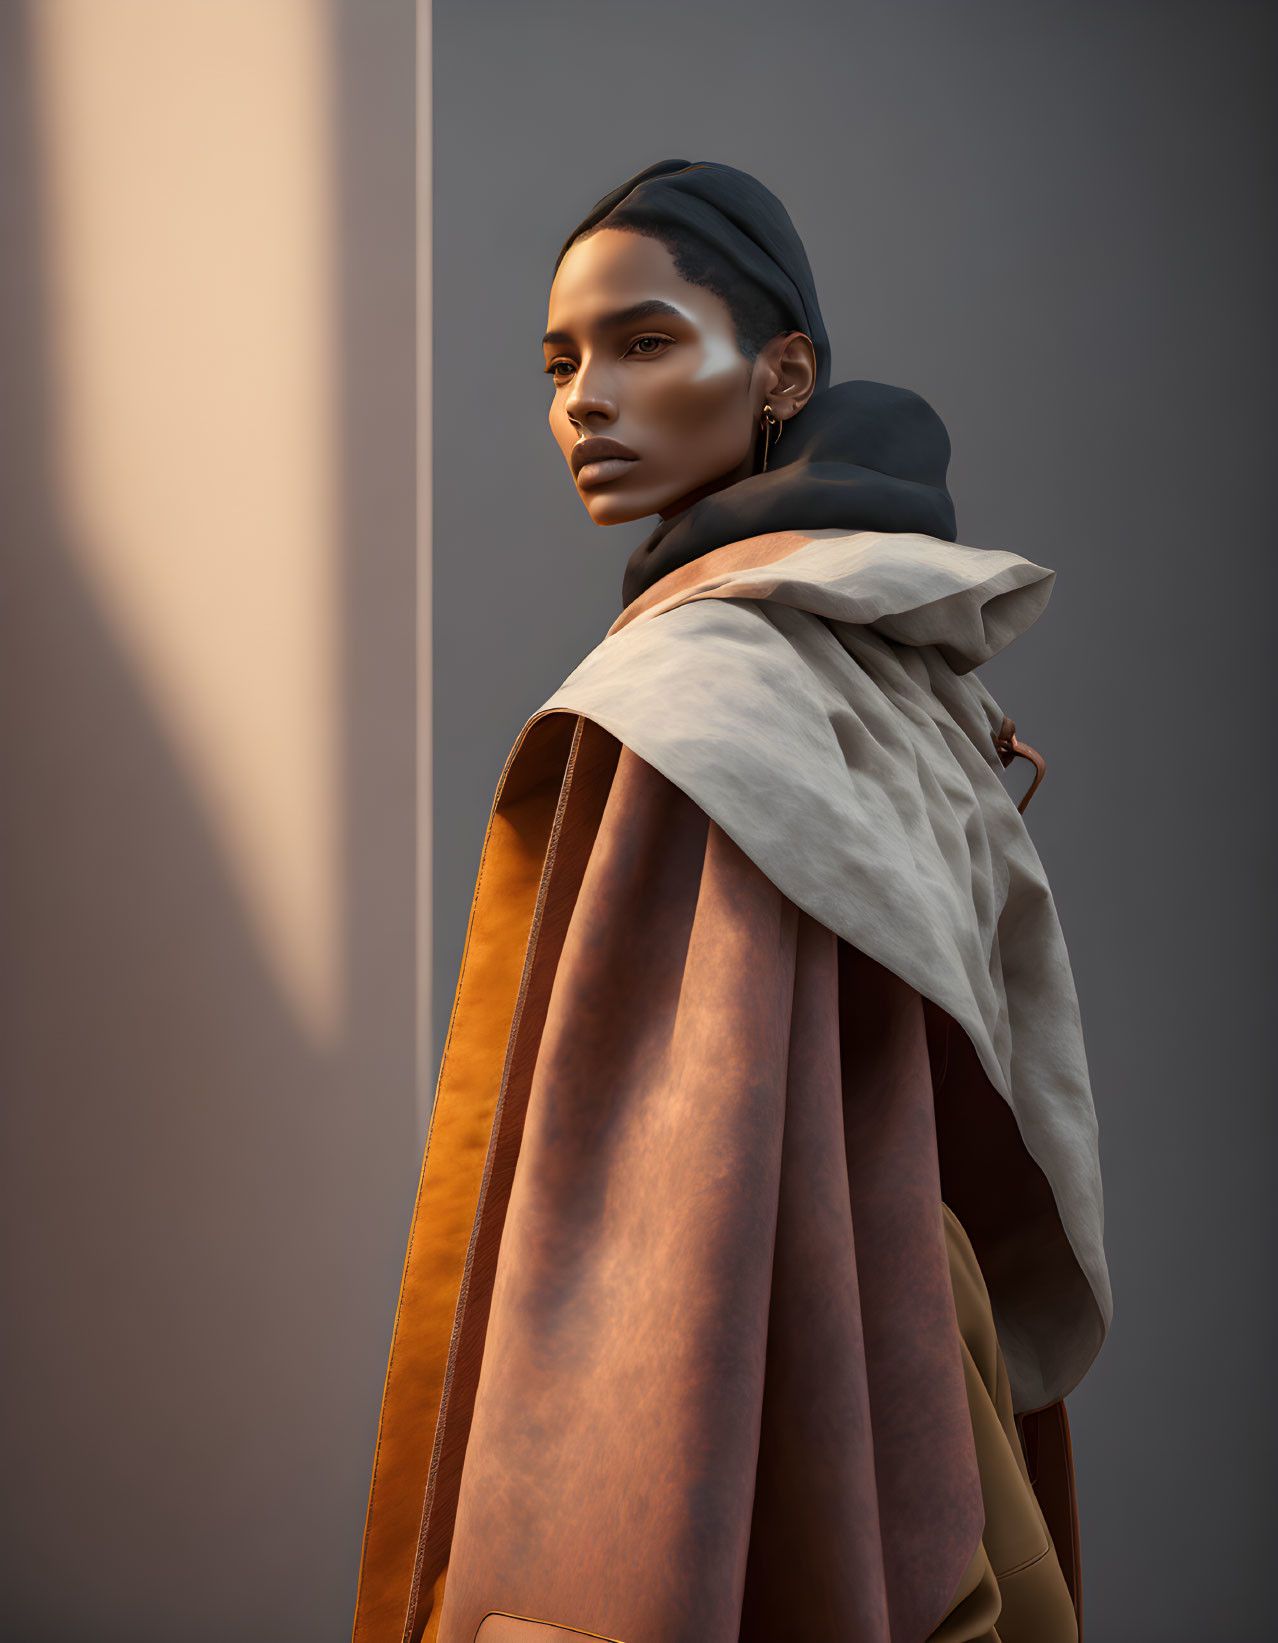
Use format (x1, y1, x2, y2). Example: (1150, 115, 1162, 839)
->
(564, 354, 617, 432)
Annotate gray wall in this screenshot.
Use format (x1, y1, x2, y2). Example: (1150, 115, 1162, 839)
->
(433, 3, 1276, 1639)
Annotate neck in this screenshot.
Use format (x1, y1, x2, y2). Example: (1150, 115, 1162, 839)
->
(658, 449, 759, 522)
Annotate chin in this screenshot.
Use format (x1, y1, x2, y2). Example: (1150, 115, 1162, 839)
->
(583, 474, 706, 525)
(581, 488, 660, 527)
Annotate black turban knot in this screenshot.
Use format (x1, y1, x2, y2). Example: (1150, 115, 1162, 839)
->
(557, 158, 958, 611)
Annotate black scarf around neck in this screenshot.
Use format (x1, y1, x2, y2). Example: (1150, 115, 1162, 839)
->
(620, 377, 957, 609)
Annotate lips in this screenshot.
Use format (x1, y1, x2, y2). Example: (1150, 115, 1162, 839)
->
(572, 436, 639, 486)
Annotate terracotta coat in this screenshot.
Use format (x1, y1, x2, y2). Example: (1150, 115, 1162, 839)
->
(351, 530, 1105, 1643)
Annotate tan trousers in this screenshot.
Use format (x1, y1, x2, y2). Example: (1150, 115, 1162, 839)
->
(934, 1205, 1081, 1643)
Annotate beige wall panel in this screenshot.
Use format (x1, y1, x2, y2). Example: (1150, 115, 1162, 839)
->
(0, 2, 421, 1636)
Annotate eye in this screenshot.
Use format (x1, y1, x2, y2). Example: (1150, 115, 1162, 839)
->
(543, 357, 576, 384)
(627, 333, 672, 358)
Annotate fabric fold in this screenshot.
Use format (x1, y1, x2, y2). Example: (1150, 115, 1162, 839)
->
(351, 714, 1089, 1643)
(435, 747, 983, 1643)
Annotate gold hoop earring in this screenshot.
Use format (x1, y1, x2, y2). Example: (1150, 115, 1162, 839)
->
(760, 404, 782, 473)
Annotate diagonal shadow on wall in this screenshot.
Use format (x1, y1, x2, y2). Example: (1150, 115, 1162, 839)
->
(0, 5, 418, 1639)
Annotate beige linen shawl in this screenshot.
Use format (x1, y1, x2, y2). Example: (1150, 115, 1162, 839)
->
(537, 526, 1111, 1411)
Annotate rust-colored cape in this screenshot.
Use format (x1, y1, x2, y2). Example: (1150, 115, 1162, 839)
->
(351, 713, 1081, 1643)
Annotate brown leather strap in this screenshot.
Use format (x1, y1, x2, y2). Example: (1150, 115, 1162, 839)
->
(405, 718, 620, 1642)
(992, 715, 1046, 814)
(350, 711, 588, 1643)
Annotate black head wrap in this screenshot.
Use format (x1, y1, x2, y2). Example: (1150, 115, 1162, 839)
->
(554, 157, 833, 396)
(555, 159, 958, 610)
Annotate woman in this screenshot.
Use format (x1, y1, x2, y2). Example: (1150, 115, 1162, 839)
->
(351, 160, 1111, 1643)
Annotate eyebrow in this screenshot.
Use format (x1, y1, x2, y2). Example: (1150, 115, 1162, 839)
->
(542, 298, 685, 348)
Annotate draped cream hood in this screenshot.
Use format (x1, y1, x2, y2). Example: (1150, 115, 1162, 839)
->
(538, 525, 1112, 1412)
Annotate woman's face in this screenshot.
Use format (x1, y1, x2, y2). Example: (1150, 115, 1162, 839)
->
(543, 228, 775, 526)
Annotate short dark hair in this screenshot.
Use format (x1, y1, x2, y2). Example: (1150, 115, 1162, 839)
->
(571, 210, 792, 368)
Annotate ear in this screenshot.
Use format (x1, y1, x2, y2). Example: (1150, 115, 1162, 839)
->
(756, 331, 818, 424)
